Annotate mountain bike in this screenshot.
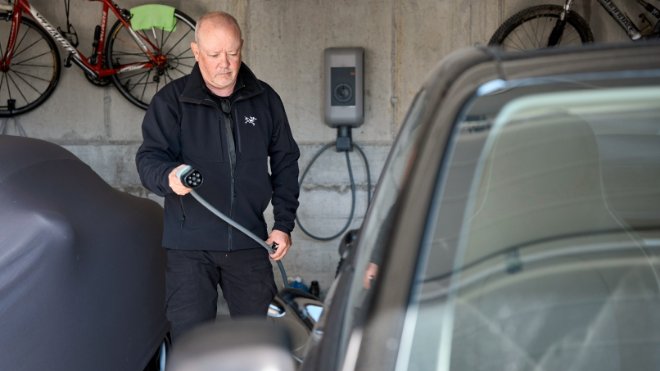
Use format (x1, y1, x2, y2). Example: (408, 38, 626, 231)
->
(488, 0, 660, 51)
(0, 0, 196, 117)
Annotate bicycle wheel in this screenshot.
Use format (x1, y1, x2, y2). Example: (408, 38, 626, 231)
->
(489, 4, 594, 51)
(0, 16, 61, 117)
(106, 9, 196, 110)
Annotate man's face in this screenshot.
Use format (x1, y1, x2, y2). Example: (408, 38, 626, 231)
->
(191, 22, 243, 97)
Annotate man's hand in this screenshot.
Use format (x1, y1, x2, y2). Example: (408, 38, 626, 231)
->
(168, 164, 192, 195)
(266, 229, 291, 261)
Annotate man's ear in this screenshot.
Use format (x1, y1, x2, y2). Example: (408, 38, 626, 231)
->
(191, 41, 199, 61)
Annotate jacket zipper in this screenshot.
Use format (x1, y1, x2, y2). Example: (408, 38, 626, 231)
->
(178, 197, 186, 228)
(220, 102, 237, 251)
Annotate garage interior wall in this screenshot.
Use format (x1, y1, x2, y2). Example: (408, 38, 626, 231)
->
(2, 0, 633, 305)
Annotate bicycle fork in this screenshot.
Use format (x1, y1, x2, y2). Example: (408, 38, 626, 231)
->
(548, 0, 576, 46)
(0, 3, 20, 72)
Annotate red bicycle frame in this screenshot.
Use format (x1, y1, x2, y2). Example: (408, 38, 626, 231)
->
(1, 0, 160, 78)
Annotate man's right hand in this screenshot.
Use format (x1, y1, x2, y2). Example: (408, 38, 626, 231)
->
(169, 164, 192, 195)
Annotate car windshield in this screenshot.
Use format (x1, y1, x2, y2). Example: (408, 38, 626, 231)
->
(399, 77, 660, 371)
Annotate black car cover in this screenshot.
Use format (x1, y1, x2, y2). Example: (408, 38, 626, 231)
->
(0, 135, 167, 371)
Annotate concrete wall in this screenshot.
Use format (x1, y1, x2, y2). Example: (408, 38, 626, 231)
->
(2, 0, 633, 301)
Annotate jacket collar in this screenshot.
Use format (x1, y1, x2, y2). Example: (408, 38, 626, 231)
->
(181, 62, 263, 104)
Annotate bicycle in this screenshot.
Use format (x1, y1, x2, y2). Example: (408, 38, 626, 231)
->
(488, 0, 660, 51)
(0, 0, 196, 117)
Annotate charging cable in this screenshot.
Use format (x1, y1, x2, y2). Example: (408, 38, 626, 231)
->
(296, 138, 371, 241)
(176, 165, 289, 287)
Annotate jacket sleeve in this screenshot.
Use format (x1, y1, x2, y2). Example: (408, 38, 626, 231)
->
(135, 90, 182, 197)
(267, 89, 300, 234)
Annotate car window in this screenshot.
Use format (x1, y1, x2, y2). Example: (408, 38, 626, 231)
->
(398, 82, 660, 370)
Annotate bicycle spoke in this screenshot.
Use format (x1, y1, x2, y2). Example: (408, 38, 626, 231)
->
(125, 71, 151, 92)
(163, 28, 193, 57)
(562, 30, 581, 44)
(175, 60, 195, 69)
(10, 28, 31, 59)
(154, 74, 161, 97)
(517, 18, 534, 48)
(532, 18, 557, 47)
(169, 64, 193, 76)
(13, 49, 55, 66)
(139, 69, 152, 102)
(165, 67, 183, 81)
(164, 68, 187, 84)
(528, 18, 544, 47)
(507, 21, 523, 48)
(174, 60, 195, 69)
(506, 26, 529, 51)
(507, 26, 527, 50)
(6, 72, 30, 104)
(118, 68, 152, 80)
(0, 73, 9, 100)
(12, 68, 54, 84)
(157, 19, 179, 53)
(159, 27, 166, 51)
(13, 37, 47, 60)
(10, 62, 56, 69)
(173, 49, 195, 59)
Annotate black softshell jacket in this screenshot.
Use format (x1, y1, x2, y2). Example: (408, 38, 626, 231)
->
(136, 63, 300, 251)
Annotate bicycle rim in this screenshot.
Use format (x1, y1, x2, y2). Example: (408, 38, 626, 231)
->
(489, 5, 594, 51)
(106, 9, 196, 110)
(0, 16, 61, 117)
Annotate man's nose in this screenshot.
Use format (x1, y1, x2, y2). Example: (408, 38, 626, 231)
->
(218, 52, 230, 67)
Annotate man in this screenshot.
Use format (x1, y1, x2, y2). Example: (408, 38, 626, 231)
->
(135, 11, 300, 343)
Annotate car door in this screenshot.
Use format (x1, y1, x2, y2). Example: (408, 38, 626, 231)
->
(331, 41, 660, 371)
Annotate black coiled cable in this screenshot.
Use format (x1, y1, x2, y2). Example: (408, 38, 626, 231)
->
(296, 143, 371, 241)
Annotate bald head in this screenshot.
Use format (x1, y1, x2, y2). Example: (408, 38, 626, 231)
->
(195, 11, 242, 43)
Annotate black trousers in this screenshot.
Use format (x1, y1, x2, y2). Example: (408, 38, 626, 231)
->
(165, 248, 277, 343)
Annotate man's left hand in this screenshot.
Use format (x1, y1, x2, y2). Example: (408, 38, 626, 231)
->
(266, 230, 291, 261)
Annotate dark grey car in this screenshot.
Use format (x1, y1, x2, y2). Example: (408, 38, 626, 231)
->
(169, 40, 660, 371)
(0, 136, 168, 371)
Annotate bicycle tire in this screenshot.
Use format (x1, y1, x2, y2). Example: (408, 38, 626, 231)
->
(106, 9, 196, 110)
(488, 4, 594, 51)
(0, 15, 61, 117)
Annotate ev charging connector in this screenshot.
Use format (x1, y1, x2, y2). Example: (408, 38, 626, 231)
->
(324, 47, 364, 152)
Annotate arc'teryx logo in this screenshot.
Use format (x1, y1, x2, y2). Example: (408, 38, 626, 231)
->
(244, 116, 257, 126)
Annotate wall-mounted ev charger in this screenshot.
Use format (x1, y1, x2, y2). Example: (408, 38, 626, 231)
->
(324, 47, 364, 151)
(295, 47, 372, 242)
(324, 47, 364, 127)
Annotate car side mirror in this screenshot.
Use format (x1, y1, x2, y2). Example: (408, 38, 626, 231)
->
(167, 318, 296, 371)
(338, 228, 360, 258)
(336, 228, 360, 276)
